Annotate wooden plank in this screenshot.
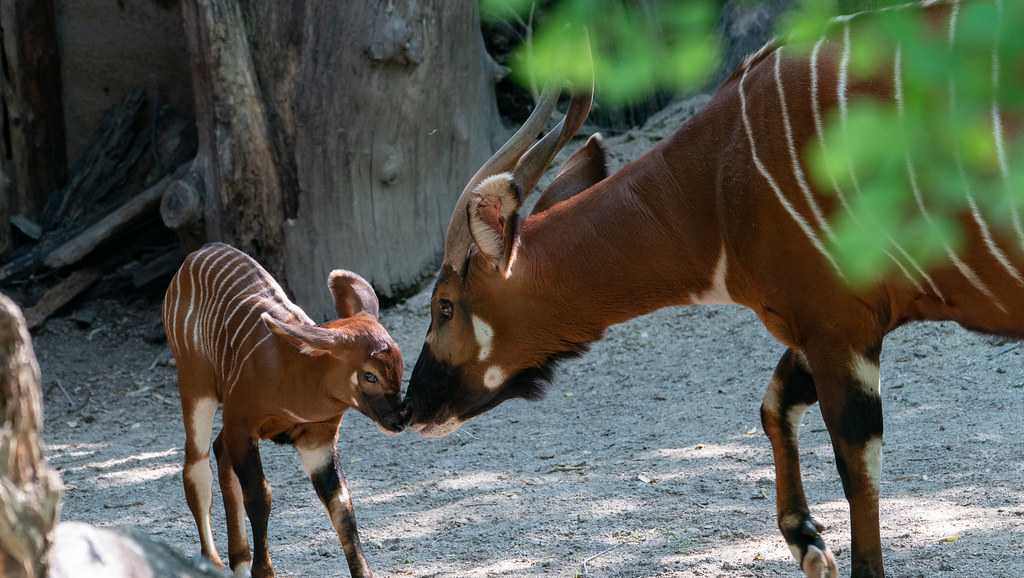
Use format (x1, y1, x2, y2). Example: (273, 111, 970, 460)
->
(43, 174, 173, 270)
(0, 0, 67, 218)
(22, 268, 101, 329)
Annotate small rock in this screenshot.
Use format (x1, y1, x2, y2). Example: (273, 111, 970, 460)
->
(71, 308, 97, 328)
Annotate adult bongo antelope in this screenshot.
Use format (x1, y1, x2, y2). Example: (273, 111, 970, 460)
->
(404, 2, 1022, 577)
(163, 243, 405, 578)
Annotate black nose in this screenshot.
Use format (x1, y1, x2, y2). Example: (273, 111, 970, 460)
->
(379, 401, 409, 432)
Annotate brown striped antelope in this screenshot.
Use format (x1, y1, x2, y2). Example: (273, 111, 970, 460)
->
(404, 2, 1021, 577)
(163, 243, 405, 578)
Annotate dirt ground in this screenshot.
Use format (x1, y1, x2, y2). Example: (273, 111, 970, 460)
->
(31, 98, 1024, 577)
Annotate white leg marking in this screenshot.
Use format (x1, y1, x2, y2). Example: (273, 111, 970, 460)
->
(689, 244, 733, 305)
(789, 544, 803, 564)
(740, 61, 845, 278)
(850, 353, 880, 396)
(787, 403, 809, 437)
(297, 444, 334, 476)
(802, 544, 839, 578)
(232, 561, 252, 578)
(775, 47, 834, 241)
(483, 366, 505, 390)
(762, 376, 782, 417)
(190, 398, 218, 453)
(863, 436, 882, 497)
(186, 458, 216, 551)
(472, 315, 495, 361)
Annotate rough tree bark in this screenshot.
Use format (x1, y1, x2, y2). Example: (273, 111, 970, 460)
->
(0, 293, 62, 578)
(180, 0, 500, 317)
(0, 0, 67, 220)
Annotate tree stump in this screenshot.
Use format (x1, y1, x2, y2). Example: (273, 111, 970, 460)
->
(182, 0, 501, 316)
(0, 293, 62, 578)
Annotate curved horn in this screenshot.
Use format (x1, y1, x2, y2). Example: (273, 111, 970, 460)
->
(442, 83, 561, 271)
(512, 36, 595, 200)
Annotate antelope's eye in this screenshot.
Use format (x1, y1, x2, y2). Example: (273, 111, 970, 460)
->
(438, 299, 454, 320)
(363, 372, 378, 384)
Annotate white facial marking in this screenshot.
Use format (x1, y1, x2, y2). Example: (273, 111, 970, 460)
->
(472, 315, 495, 361)
(298, 444, 334, 476)
(851, 353, 880, 396)
(351, 371, 359, 386)
(864, 436, 883, 496)
(689, 245, 733, 305)
(484, 366, 505, 391)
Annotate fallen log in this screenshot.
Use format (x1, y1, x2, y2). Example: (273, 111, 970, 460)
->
(131, 248, 184, 289)
(22, 269, 101, 330)
(43, 172, 178, 270)
(0, 293, 62, 578)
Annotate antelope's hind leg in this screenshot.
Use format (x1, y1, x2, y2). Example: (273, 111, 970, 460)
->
(295, 420, 374, 578)
(761, 349, 838, 578)
(228, 431, 275, 578)
(214, 429, 253, 577)
(180, 391, 224, 567)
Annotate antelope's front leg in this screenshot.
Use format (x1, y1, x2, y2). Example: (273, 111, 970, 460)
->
(296, 424, 374, 578)
(761, 349, 838, 578)
(807, 345, 886, 578)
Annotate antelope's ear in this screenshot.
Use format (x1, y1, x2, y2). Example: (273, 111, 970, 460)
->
(468, 173, 521, 277)
(328, 270, 380, 319)
(531, 133, 608, 216)
(262, 313, 337, 356)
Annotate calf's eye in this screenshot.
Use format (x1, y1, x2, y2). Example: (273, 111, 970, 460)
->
(363, 372, 378, 384)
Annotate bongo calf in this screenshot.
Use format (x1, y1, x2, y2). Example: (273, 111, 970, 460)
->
(163, 243, 406, 578)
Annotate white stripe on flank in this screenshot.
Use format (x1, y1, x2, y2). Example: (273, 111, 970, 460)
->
(169, 268, 184, 352)
(947, 16, 1024, 290)
(947, 1, 960, 46)
(191, 246, 222, 352)
(775, 48, 834, 241)
(989, 2, 1024, 252)
(200, 249, 235, 356)
(227, 333, 273, 395)
(833, 29, 927, 293)
(206, 257, 247, 368)
(740, 62, 844, 277)
(888, 48, 947, 301)
(216, 271, 261, 381)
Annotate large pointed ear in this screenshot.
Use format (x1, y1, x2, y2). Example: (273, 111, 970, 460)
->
(468, 173, 521, 277)
(328, 270, 379, 319)
(531, 133, 608, 216)
(262, 313, 342, 356)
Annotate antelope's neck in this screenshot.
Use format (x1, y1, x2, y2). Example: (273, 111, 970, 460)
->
(517, 115, 732, 339)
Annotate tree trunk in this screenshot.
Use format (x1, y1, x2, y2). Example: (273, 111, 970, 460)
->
(181, 0, 499, 317)
(0, 293, 62, 578)
(0, 0, 67, 220)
